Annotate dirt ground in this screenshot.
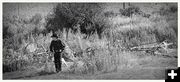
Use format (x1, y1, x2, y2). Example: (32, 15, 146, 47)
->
(3, 49, 177, 80)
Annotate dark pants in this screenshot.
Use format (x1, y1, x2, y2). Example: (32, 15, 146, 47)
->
(54, 52, 62, 72)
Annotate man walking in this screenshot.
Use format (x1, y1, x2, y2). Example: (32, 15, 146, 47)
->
(50, 33, 65, 73)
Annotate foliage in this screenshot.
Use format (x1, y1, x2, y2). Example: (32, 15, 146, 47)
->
(46, 3, 107, 38)
(119, 6, 150, 18)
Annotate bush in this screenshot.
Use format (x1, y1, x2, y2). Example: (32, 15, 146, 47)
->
(119, 6, 150, 18)
(46, 3, 107, 38)
(3, 59, 30, 73)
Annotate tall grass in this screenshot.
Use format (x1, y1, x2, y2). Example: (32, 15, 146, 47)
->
(3, 4, 177, 74)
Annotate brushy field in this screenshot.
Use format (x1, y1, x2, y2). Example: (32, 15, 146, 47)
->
(3, 29, 177, 79)
(3, 48, 177, 79)
(3, 3, 177, 79)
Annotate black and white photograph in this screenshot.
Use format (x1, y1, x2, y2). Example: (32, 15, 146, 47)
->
(2, 2, 178, 80)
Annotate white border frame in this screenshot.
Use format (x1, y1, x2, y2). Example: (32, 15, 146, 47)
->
(0, 0, 179, 82)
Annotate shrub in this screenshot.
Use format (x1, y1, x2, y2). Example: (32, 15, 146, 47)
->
(119, 6, 150, 18)
(46, 3, 107, 38)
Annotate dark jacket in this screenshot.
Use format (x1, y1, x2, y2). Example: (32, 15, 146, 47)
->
(50, 39, 65, 52)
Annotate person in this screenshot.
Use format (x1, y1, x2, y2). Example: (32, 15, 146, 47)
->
(50, 33, 65, 73)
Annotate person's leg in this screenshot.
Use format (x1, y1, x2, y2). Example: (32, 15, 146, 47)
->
(59, 52, 62, 71)
(54, 52, 60, 72)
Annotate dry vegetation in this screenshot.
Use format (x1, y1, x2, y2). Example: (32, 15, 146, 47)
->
(3, 3, 177, 79)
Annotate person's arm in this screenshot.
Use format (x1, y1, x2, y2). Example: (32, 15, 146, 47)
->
(59, 40, 65, 51)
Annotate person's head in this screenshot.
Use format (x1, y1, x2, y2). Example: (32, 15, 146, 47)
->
(51, 34, 58, 40)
